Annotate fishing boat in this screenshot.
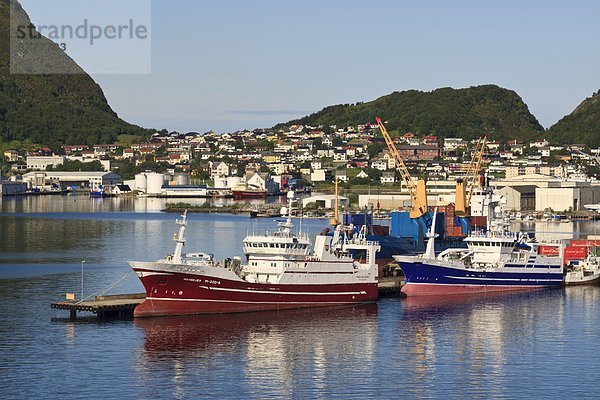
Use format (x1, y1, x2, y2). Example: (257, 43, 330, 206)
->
(393, 210, 564, 296)
(130, 192, 381, 317)
(232, 183, 267, 199)
(564, 253, 600, 285)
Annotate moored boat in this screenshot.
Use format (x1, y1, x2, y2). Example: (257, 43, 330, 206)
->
(393, 211, 564, 296)
(130, 192, 381, 317)
(232, 183, 267, 199)
(564, 253, 600, 285)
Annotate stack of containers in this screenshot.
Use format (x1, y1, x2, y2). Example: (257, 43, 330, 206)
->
(563, 238, 600, 265)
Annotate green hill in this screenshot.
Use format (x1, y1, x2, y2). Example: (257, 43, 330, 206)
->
(281, 85, 544, 141)
(0, 0, 148, 147)
(547, 90, 600, 147)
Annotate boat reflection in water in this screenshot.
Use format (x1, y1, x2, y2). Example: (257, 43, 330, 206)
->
(397, 290, 572, 399)
(134, 304, 378, 398)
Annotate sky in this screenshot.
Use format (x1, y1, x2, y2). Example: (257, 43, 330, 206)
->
(18, 0, 600, 133)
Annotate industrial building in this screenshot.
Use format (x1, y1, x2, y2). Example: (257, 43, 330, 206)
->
(22, 171, 121, 190)
(0, 180, 27, 195)
(356, 174, 600, 212)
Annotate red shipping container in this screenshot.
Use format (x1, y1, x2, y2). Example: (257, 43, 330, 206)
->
(538, 245, 560, 256)
(569, 239, 600, 247)
(446, 226, 464, 237)
(470, 216, 487, 227)
(564, 245, 589, 265)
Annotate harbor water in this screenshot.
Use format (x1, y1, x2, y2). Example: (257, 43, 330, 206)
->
(1, 195, 600, 399)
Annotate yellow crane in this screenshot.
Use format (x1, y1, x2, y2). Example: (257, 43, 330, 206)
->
(376, 117, 428, 219)
(455, 135, 487, 216)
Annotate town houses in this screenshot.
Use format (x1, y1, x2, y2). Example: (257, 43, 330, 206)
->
(2, 122, 599, 208)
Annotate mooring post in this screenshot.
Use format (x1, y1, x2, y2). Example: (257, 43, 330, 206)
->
(69, 309, 77, 321)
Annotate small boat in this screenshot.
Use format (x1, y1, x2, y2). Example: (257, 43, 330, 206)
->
(249, 208, 281, 218)
(564, 254, 600, 285)
(130, 191, 381, 317)
(584, 203, 600, 211)
(89, 185, 106, 198)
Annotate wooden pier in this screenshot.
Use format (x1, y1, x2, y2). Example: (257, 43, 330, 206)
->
(51, 293, 146, 321)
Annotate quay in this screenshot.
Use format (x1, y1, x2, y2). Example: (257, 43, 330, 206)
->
(51, 293, 145, 321)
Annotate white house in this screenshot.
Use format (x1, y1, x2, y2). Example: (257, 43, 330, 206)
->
(371, 159, 388, 171)
(26, 156, 66, 170)
(380, 171, 396, 184)
(211, 161, 230, 178)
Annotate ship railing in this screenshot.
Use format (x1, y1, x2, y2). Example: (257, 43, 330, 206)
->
(469, 230, 518, 240)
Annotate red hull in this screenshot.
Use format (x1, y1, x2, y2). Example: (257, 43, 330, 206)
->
(134, 269, 378, 317)
(401, 282, 550, 296)
(232, 190, 267, 199)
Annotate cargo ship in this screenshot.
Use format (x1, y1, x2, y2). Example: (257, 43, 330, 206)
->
(394, 211, 564, 295)
(130, 192, 381, 317)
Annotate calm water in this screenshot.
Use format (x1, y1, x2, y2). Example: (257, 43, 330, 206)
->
(1, 196, 600, 399)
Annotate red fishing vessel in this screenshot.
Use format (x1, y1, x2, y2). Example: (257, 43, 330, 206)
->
(130, 192, 381, 317)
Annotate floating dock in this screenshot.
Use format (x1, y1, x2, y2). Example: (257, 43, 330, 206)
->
(51, 293, 146, 321)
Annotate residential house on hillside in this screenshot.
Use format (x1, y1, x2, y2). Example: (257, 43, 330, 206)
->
(356, 170, 369, 179)
(211, 161, 230, 178)
(335, 170, 348, 182)
(380, 171, 396, 184)
(422, 136, 439, 147)
(443, 138, 468, 150)
(246, 171, 279, 194)
(396, 145, 440, 161)
(371, 159, 388, 171)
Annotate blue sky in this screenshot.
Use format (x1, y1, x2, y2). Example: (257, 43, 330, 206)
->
(19, 0, 600, 133)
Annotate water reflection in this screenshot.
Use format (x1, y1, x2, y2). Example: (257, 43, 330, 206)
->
(135, 304, 378, 398)
(397, 289, 583, 398)
(0, 194, 292, 215)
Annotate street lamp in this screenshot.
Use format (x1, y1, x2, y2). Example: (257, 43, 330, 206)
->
(81, 260, 86, 301)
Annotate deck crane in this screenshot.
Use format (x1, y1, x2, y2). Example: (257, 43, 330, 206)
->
(455, 134, 487, 216)
(376, 117, 428, 219)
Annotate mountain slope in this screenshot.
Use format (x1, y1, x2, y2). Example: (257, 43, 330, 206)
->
(547, 90, 600, 147)
(281, 85, 544, 141)
(0, 0, 148, 146)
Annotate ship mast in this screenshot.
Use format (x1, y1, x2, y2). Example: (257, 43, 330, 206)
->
(279, 191, 295, 236)
(172, 210, 187, 263)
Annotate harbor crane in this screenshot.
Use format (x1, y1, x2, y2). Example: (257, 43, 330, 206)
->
(376, 117, 428, 219)
(455, 134, 487, 216)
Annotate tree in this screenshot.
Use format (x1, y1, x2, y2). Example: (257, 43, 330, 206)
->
(367, 142, 385, 159)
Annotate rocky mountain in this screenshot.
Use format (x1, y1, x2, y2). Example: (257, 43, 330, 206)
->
(0, 0, 147, 147)
(280, 85, 545, 141)
(547, 90, 600, 147)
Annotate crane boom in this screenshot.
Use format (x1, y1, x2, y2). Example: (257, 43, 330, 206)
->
(376, 117, 427, 218)
(465, 135, 487, 206)
(455, 134, 487, 216)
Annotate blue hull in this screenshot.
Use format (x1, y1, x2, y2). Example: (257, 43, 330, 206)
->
(398, 260, 564, 295)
